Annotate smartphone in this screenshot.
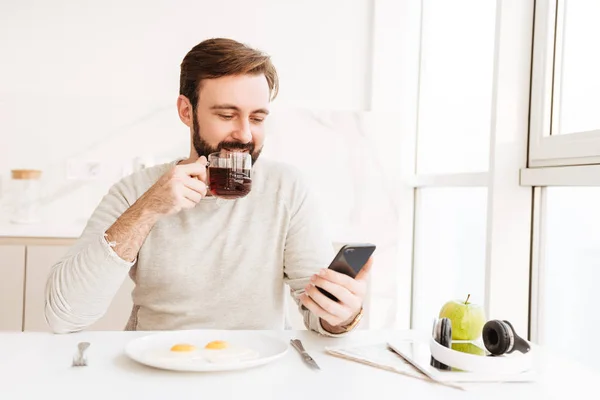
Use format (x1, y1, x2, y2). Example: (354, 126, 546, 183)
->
(317, 243, 376, 302)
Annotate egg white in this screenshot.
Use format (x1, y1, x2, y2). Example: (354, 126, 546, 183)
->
(147, 348, 206, 364)
(201, 346, 260, 364)
(146, 345, 260, 365)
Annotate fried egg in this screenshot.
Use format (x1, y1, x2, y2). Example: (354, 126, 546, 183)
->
(148, 340, 259, 365)
(201, 341, 259, 364)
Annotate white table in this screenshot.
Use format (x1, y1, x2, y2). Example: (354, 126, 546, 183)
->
(0, 329, 596, 399)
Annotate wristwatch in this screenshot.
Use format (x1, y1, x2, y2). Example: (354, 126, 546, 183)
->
(340, 307, 364, 332)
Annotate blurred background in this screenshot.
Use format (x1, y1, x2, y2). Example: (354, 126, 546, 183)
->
(1, 0, 600, 373)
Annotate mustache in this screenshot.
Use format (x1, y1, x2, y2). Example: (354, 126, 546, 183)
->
(217, 141, 255, 152)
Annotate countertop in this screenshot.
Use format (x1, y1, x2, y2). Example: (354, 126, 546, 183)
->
(0, 219, 85, 238)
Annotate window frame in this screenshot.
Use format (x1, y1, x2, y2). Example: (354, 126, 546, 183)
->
(529, 0, 600, 168)
(516, 0, 600, 345)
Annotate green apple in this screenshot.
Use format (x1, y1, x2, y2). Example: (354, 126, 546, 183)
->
(439, 294, 486, 340)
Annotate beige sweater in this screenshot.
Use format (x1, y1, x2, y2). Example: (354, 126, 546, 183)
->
(44, 157, 341, 336)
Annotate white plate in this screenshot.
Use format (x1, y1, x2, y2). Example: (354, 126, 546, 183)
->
(125, 330, 289, 372)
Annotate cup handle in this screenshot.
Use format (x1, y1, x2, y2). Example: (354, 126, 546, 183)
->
(205, 162, 211, 191)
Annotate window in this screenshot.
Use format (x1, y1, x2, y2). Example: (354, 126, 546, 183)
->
(536, 187, 600, 372)
(525, 0, 600, 373)
(371, 0, 533, 335)
(411, 187, 488, 332)
(416, 0, 496, 174)
(408, 0, 534, 335)
(411, 0, 496, 329)
(554, 1, 600, 135)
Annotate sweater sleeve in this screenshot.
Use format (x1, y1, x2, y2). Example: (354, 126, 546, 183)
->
(44, 182, 136, 334)
(281, 169, 350, 337)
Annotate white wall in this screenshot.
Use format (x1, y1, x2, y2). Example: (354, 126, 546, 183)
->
(0, 0, 373, 222)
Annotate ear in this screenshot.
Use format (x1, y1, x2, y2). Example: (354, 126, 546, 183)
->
(177, 95, 194, 128)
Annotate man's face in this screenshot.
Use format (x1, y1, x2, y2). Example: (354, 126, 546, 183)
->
(191, 74, 271, 164)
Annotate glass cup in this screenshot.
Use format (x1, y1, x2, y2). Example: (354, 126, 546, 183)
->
(207, 151, 252, 199)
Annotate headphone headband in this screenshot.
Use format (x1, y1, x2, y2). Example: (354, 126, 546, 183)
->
(429, 337, 533, 374)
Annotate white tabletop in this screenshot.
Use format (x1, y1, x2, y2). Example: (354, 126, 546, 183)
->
(0, 329, 596, 400)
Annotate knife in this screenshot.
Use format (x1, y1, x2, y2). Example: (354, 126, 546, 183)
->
(290, 339, 321, 370)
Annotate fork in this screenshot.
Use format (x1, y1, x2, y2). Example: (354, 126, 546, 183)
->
(72, 342, 90, 367)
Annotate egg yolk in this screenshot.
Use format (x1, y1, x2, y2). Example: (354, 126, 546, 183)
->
(170, 343, 197, 352)
(204, 340, 229, 350)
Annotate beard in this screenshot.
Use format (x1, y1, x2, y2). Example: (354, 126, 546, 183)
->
(192, 112, 262, 164)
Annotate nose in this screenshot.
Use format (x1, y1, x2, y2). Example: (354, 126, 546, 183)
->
(231, 119, 252, 143)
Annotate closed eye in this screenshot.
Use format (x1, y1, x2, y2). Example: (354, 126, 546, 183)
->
(219, 114, 234, 120)
(251, 117, 265, 124)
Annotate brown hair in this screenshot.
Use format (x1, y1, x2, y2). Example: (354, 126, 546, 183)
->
(179, 38, 279, 110)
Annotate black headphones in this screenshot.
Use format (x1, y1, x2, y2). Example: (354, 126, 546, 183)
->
(433, 317, 530, 358)
(430, 317, 532, 372)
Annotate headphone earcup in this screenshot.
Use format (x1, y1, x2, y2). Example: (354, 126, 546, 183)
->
(430, 318, 453, 370)
(439, 318, 452, 348)
(482, 320, 511, 355)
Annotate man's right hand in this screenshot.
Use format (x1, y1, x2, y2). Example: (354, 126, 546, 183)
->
(104, 156, 209, 262)
(137, 156, 209, 216)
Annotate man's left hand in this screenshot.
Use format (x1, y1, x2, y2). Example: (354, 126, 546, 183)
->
(300, 257, 373, 332)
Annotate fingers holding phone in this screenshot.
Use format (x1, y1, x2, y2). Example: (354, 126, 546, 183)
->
(300, 284, 355, 327)
(300, 244, 375, 328)
(300, 266, 369, 326)
(316, 265, 368, 301)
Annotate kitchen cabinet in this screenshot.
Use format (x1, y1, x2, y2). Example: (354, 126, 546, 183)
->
(0, 245, 26, 331)
(24, 244, 134, 332)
